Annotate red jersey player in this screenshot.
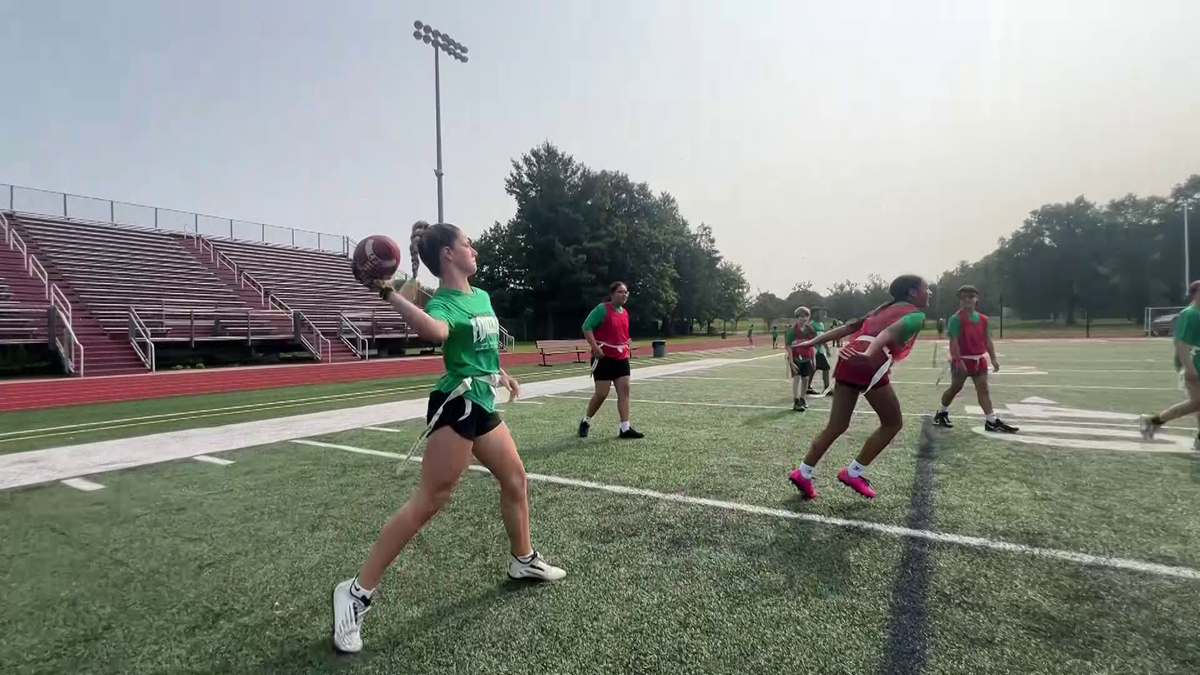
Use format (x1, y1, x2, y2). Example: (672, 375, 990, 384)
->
(932, 285, 1018, 433)
(788, 274, 929, 500)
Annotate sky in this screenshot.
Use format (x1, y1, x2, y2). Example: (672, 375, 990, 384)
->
(2, 0, 1199, 296)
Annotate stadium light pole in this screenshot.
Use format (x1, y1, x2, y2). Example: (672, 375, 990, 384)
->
(413, 20, 469, 224)
(1184, 193, 1200, 293)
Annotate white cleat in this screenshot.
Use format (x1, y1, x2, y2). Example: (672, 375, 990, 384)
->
(508, 551, 567, 581)
(331, 579, 370, 653)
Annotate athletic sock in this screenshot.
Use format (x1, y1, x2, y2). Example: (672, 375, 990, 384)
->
(937, 405, 949, 414)
(620, 421, 631, 432)
(847, 460, 867, 479)
(516, 551, 537, 564)
(798, 463, 815, 479)
(350, 578, 375, 602)
(581, 416, 591, 425)
(985, 413, 997, 423)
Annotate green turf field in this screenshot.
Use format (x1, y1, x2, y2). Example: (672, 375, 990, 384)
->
(3, 340, 1199, 674)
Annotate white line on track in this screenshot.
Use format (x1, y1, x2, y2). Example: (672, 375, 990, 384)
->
(60, 477, 104, 491)
(193, 455, 235, 466)
(290, 439, 1200, 581)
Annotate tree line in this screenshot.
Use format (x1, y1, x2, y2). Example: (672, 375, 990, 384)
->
(474, 142, 1200, 338)
(473, 142, 749, 339)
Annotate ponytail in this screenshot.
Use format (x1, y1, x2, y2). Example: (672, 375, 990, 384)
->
(409, 221, 429, 280)
(408, 220, 461, 279)
(859, 274, 926, 323)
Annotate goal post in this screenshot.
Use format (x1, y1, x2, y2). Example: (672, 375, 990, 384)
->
(1145, 306, 1186, 336)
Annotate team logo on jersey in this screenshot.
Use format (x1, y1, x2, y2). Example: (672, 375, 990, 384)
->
(470, 315, 500, 350)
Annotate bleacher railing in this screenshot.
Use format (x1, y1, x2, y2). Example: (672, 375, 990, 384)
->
(4, 210, 86, 375)
(52, 306, 84, 376)
(128, 308, 157, 371)
(338, 312, 369, 360)
(296, 311, 333, 362)
(4, 183, 351, 255)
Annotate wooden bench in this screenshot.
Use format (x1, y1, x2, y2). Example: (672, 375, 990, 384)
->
(534, 339, 591, 366)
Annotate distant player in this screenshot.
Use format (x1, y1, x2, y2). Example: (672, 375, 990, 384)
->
(808, 307, 832, 395)
(788, 275, 930, 500)
(579, 282, 644, 439)
(771, 323, 779, 349)
(1141, 280, 1200, 446)
(785, 307, 818, 411)
(936, 317, 945, 340)
(748, 324, 755, 346)
(932, 285, 1018, 433)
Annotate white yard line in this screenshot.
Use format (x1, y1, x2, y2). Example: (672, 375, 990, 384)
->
(0, 356, 759, 492)
(291, 439, 1200, 582)
(60, 477, 105, 491)
(193, 455, 235, 466)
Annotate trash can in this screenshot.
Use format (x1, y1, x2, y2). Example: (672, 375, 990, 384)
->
(652, 340, 667, 358)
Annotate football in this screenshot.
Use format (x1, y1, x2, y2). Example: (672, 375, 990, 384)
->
(351, 235, 401, 282)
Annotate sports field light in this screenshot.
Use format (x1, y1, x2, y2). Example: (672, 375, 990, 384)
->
(412, 20, 470, 222)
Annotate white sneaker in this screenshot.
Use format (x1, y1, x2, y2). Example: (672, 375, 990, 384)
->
(508, 551, 567, 581)
(331, 579, 371, 653)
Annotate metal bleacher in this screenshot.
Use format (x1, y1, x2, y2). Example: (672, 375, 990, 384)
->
(204, 236, 413, 355)
(12, 214, 297, 370)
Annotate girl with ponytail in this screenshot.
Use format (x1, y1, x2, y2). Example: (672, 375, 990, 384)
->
(330, 221, 566, 655)
(787, 274, 930, 500)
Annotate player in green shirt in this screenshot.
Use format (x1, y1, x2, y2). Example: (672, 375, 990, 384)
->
(808, 308, 832, 395)
(1142, 280, 1200, 445)
(332, 221, 565, 654)
(771, 324, 779, 349)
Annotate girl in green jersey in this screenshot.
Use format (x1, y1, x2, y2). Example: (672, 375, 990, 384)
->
(332, 221, 565, 654)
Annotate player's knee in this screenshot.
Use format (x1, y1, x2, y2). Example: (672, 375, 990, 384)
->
(416, 482, 455, 516)
(828, 418, 852, 436)
(500, 467, 528, 500)
(882, 416, 904, 435)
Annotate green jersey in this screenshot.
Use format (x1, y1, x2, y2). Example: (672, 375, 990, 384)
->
(1174, 305, 1200, 373)
(424, 286, 501, 412)
(809, 320, 827, 354)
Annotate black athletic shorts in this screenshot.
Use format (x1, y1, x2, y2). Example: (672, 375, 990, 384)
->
(791, 355, 815, 378)
(815, 352, 831, 371)
(591, 355, 632, 381)
(427, 389, 502, 441)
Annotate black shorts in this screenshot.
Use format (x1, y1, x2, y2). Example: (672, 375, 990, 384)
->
(791, 355, 815, 378)
(815, 352, 831, 371)
(427, 389, 502, 441)
(591, 355, 631, 381)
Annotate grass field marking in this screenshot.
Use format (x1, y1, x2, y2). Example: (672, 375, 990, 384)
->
(970, 425, 1196, 454)
(0, 357, 750, 492)
(290, 439, 1200, 581)
(60, 477, 104, 491)
(192, 455, 235, 466)
(544, 391, 936, 417)
(364, 427, 403, 433)
(658, 375, 1177, 392)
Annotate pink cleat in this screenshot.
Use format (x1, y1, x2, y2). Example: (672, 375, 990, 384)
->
(837, 467, 876, 499)
(788, 469, 818, 500)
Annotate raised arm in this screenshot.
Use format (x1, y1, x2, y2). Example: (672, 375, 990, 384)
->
(378, 281, 449, 344)
(799, 317, 863, 348)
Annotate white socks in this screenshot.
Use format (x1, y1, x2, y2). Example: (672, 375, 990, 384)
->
(937, 405, 949, 414)
(620, 421, 631, 432)
(350, 578, 375, 602)
(581, 416, 591, 425)
(985, 413, 997, 423)
(798, 463, 815, 479)
(847, 460, 867, 479)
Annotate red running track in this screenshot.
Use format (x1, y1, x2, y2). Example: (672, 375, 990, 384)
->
(0, 339, 746, 412)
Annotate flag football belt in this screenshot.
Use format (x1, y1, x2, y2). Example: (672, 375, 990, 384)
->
(398, 374, 502, 473)
(591, 342, 630, 373)
(822, 334, 892, 396)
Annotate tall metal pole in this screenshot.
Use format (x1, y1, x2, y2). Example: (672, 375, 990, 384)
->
(434, 47, 445, 224)
(1186, 202, 1192, 294)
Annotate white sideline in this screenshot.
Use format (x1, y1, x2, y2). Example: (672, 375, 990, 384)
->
(60, 477, 104, 492)
(657, 375, 1178, 392)
(0, 356, 770, 492)
(291, 439, 1200, 582)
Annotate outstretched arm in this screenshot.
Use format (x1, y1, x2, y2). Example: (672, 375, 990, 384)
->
(376, 281, 450, 344)
(798, 317, 863, 349)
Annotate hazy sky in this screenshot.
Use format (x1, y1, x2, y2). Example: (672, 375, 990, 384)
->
(3, 0, 1198, 295)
